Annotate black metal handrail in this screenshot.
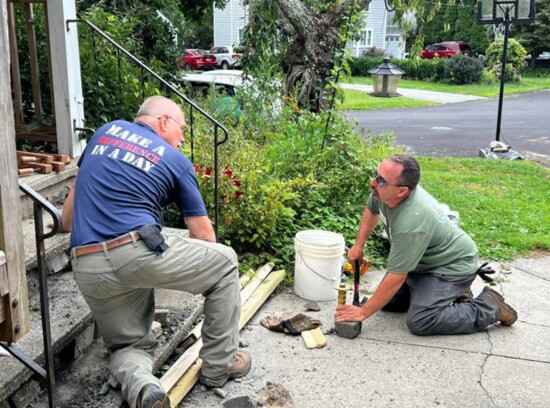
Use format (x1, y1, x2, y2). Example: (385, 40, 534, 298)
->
(0, 181, 62, 408)
(66, 18, 228, 237)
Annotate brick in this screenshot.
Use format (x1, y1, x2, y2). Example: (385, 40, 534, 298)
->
(154, 308, 170, 327)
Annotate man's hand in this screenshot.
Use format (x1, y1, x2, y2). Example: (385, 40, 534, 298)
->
(347, 244, 364, 263)
(334, 304, 367, 322)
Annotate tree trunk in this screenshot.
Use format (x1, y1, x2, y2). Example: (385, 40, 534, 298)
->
(273, 0, 372, 112)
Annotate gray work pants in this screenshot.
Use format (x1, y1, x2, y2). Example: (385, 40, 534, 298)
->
(383, 272, 499, 335)
(71, 231, 240, 408)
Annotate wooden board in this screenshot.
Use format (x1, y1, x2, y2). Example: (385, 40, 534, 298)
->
(301, 327, 327, 349)
(160, 262, 274, 392)
(163, 269, 285, 407)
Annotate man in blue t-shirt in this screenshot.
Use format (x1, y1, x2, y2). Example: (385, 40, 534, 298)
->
(335, 155, 517, 335)
(62, 96, 250, 408)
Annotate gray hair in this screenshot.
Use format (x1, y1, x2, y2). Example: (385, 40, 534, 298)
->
(135, 95, 177, 118)
(388, 154, 421, 190)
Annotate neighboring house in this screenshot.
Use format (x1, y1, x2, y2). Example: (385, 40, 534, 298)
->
(213, 0, 406, 58)
(213, 0, 248, 48)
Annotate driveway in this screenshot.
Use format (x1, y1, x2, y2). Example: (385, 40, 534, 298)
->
(345, 90, 550, 166)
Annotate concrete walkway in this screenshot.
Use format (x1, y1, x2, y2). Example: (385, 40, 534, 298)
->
(183, 254, 550, 407)
(341, 83, 486, 104)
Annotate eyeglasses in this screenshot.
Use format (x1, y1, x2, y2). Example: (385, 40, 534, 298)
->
(373, 170, 409, 188)
(158, 115, 186, 132)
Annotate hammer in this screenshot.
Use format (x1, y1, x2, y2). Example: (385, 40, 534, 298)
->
(334, 260, 365, 339)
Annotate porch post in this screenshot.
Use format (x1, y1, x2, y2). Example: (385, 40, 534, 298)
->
(1, 0, 30, 343)
(46, 0, 86, 158)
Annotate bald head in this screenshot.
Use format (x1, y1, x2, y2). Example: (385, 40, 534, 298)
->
(135, 96, 187, 148)
(136, 96, 181, 119)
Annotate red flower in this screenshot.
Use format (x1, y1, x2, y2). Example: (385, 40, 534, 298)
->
(223, 167, 233, 178)
(193, 163, 202, 175)
(233, 179, 241, 187)
(235, 191, 244, 198)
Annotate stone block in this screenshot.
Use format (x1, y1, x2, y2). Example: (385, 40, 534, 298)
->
(154, 308, 170, 327)
(74, 323, 95, 358)
(10, 380, 40, 408)
(334, 321, 362, 339)
(152, 321, 162, 338)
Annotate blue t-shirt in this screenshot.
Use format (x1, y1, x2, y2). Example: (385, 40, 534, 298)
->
(70, 120, 207, 247)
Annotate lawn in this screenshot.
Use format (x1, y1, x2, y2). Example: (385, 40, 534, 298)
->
(338, 89, 438, 110)
(345, 76, 550, 97)
(417, 157, 550, 260)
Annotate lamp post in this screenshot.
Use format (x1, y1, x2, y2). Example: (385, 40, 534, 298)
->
(476, 0, 535, 158)
(368, 58, 405, 97)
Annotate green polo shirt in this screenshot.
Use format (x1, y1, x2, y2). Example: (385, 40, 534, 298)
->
(367, 186, 478, 275)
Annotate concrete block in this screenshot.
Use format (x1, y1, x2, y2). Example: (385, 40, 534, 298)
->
(154, 308, 170, 327)
(10, 380, 40, 408)
(47, 252, 70, 275)
(334, 321, 362, 339)
(74, 323, 95, 358)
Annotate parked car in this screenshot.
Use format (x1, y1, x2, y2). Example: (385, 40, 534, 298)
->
(209, 46, 242, 70)
(178, 49, 217, 71)
(525, 51, 550, 68)
(420, 42, 472, 59)
(179, 70, 246, 97)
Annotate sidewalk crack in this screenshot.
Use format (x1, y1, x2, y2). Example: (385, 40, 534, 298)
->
(479, 330, 498, 407)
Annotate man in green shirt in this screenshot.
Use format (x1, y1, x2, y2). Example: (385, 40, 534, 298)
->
(335, 155, 517, 335)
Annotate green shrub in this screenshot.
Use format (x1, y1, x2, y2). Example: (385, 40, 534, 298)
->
(349, 56, 384, 76)
(480, 69, 498, 84)
(349, 57, 445, 81)
(181, 96, 398, 271)
(489, 63, 522, 83)
(522, 67, 550, 78)
(485, 38, 527, 71)
(443, 54, 484, 84)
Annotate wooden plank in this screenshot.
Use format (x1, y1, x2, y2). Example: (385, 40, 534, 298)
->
(160, 262, 275, 392)
(301, 327, 327, 349)
(16, 151, 54, 163)
(53, 154, 71, 164)
(19, 162, 52, 174)
(7, 2, 24, 125)
(166, 270, 285, 407)
(51, 161, 65, 172)
(0, 1, 30, 342)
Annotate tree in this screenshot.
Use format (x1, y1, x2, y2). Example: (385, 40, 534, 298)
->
(243, 0, 475, 112)
(512, 0, 550, 66)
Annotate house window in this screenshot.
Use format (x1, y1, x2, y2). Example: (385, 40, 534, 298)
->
(238, 27, 246, 44)
(359, 29, 373, 47)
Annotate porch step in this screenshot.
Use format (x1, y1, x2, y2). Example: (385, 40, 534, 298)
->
(0, 228, 203, 407)
(18, 161, 77, 220)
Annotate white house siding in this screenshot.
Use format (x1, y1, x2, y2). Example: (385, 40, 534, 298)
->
(214, 0, 405, 58)
(347, 0, 406, 58)
(213, 0, 248, 48)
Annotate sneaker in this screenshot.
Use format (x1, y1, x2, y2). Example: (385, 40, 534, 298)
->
(136, 384, 170, 408)
(454, 287, 473, 303)
(200, 350, 252, 388)
(482, 286, 518, 326)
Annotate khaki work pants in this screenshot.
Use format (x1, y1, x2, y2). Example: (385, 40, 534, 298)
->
(71, 231, 241, 408)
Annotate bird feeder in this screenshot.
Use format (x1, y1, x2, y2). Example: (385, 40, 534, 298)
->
(368, 58, 405, 97)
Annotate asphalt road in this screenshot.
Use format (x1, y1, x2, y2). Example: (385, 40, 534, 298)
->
(346, 90, 550, 166)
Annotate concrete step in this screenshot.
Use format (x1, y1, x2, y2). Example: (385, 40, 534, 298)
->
(18, 162, 77, 221)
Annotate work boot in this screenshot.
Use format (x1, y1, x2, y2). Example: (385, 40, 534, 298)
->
(482, 286, 518, 326)
(454, 287, 473, 303)
(200, 350, 252, 388)
(136, 384, 170, 408)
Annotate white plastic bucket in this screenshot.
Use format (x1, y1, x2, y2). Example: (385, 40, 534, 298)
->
(294, 230, 345, 301)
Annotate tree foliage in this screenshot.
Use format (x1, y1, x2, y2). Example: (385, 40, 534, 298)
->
(422, 0, 490, 53)
(512, 0, 550, 65)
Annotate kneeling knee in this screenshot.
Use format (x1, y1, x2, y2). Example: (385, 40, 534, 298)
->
(406, 316, 432, 336)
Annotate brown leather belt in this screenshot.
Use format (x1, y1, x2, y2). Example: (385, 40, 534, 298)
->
(73, 232, 141, 258)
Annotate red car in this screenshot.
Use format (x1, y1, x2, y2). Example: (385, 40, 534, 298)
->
(420, 42, 472, 59)
(178, 49, 217, 70)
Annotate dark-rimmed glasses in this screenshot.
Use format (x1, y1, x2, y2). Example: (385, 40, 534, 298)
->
(374, 170, 409, 188)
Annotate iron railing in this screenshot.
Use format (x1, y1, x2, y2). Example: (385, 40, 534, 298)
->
(66, 18, 228, 237)
(0, 181, 61, 408)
